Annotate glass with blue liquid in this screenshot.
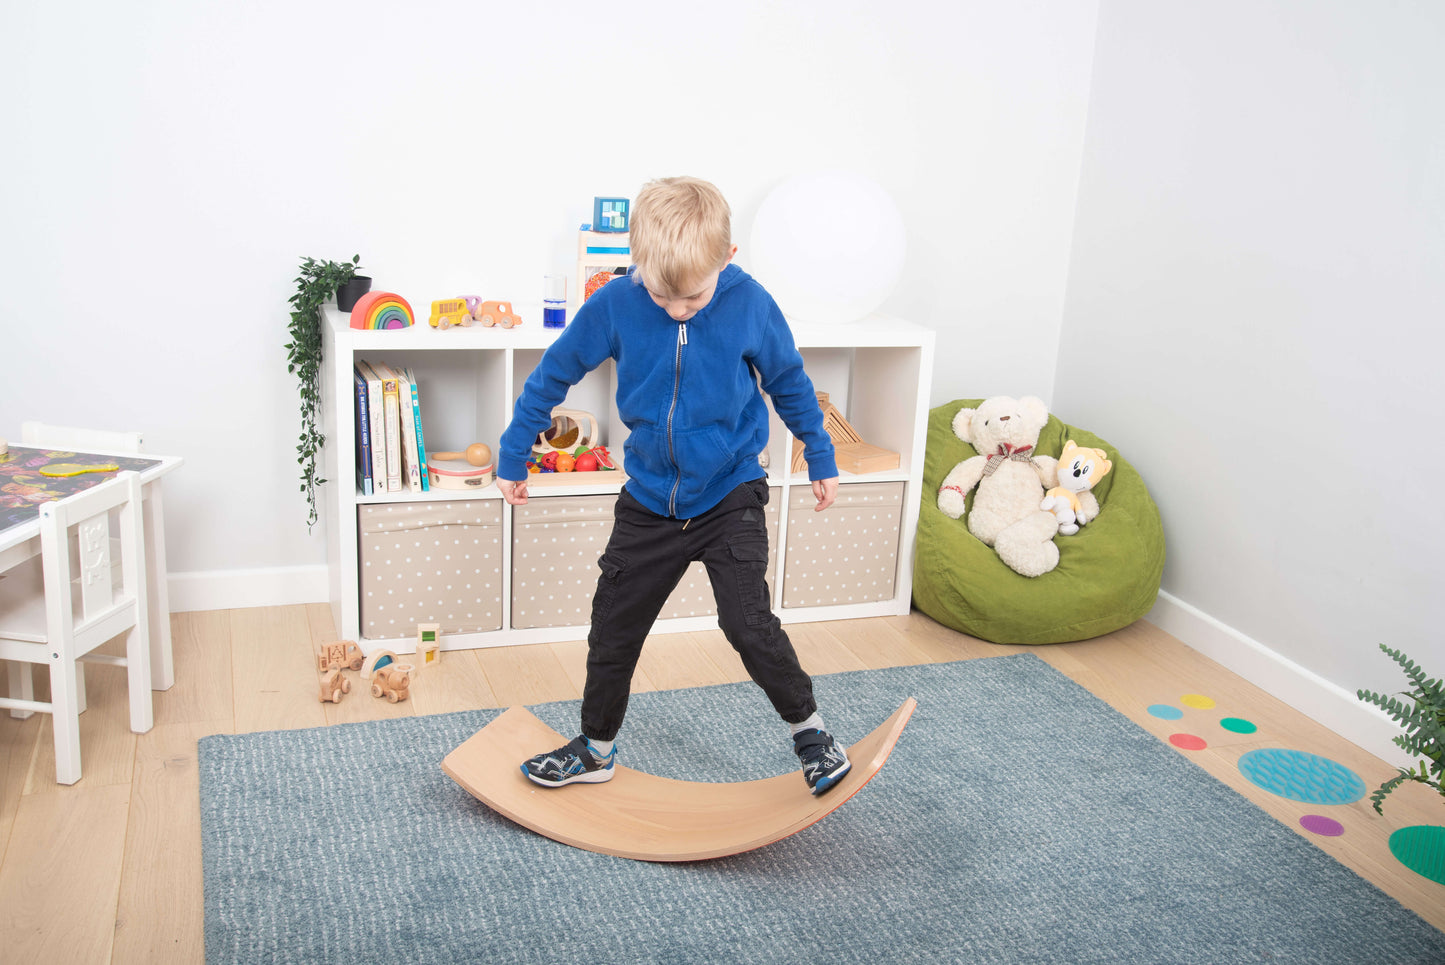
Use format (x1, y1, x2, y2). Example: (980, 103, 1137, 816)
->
(543, 274, 567, 328)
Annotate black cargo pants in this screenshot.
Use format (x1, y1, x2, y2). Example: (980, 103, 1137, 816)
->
(580, 478, 818, 742)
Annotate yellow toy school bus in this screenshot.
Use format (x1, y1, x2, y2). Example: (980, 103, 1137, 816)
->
(429, 298, 473, 330)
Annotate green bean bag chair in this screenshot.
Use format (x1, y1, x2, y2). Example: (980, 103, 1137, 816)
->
(913, 399, 1165, 644)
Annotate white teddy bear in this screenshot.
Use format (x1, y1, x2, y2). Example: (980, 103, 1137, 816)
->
(936, 396, 1062, 578)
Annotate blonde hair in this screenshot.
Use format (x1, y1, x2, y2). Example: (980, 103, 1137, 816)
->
(629, 176, 732, 297)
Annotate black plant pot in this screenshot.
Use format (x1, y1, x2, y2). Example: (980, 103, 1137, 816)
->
(337, 275, 373, 312)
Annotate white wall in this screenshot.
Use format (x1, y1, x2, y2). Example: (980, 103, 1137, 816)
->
(4, 0, 1434, 760)
(1, 0, 1096, 604)
(1056, 0, 1445, 750)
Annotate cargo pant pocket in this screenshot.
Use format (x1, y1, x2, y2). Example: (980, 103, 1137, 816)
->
(728, 537, 772, 628)
(591, 553, 628, 627)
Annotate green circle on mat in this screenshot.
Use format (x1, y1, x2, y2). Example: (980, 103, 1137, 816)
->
(1220, 717, 1257, 734)
(1390, 825, 1445, 885)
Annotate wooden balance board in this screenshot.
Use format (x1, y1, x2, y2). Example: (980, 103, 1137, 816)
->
(441, 698, 916, 863)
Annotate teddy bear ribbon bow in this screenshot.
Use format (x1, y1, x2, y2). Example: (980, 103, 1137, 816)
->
(982, 444, 1033, 477)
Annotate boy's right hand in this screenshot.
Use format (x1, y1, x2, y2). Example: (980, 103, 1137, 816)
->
(496, 477, 529, 504)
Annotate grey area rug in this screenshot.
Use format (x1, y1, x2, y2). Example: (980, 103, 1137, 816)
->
(199, 654, 1445, 964)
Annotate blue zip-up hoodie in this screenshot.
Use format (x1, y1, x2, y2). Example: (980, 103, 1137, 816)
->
(498, 264, 837, 519)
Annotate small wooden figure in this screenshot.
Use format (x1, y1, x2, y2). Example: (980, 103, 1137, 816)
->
(371, 663, 413, 702)
(319, 640, 364, 673)
(416, 623, 442, 672)
(318, 668, 351, 703)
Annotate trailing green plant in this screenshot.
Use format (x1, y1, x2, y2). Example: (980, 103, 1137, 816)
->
(1356, 643, 1445, 814)
(285, 254, 360, 531)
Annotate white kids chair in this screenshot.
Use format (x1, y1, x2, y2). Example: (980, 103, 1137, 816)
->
(19, 420, 148, 708)
(21, 421, 144, 454)
(0, 471, 153, 784)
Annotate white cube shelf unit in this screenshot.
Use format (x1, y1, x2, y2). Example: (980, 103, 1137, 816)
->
(321, 304, 935, 654)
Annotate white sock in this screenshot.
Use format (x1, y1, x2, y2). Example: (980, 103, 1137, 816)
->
(586, 737, 615, 759)
(790, 713, 825, 737)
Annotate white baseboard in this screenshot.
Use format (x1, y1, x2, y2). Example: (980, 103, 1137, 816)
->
(162, 570, 1407, 767)
(168, 565, 329, 614)
(1147, 590, 1408, 768)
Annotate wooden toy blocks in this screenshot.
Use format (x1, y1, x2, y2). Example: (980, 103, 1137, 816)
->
(416, 624, 442, 672)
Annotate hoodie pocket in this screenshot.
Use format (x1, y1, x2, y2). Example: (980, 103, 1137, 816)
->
(669, 426, 734, 508)
(626, 425, 734, 510)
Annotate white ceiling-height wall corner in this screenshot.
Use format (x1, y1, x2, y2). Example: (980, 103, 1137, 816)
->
(1055, 1, 1445, 741)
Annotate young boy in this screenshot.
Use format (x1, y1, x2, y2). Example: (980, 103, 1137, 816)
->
(495, 176, 851, 795)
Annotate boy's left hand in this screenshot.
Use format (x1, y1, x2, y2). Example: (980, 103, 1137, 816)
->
(812, 477, 838, 511)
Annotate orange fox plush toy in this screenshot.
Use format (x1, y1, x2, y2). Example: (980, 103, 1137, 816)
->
(1040, 440, 1112, 536)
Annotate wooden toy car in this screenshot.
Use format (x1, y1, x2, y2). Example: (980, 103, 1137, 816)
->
(429, 297, 474, 330)
(318, 668, 351, 703)
(318, 640, 364, 673)
(371, 663, 413, 702)
(470, 299, 522, 328)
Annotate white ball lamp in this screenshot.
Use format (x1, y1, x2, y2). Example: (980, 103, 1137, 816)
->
(748, 170, 907, 325)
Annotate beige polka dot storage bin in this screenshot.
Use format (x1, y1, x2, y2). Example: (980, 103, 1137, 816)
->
(510, 491, 781, 629)
(358, 500, 503, 638)
(782, 482, 903, 607)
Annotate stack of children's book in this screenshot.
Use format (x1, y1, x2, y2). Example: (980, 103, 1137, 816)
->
(353, 360, 429, 495)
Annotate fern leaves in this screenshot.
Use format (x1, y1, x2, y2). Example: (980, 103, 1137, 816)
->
(1356, 643, 1445, 814)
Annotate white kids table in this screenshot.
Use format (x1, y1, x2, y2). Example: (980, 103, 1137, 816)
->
(0, 445, 183, 690)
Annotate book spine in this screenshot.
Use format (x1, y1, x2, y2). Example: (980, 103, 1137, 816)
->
(396, 374, 422, 493)
(407, 367, 429, 492)
(357, 360, 386, 494)
(353, 367, 374, 496)
(382, 377, 402, 492)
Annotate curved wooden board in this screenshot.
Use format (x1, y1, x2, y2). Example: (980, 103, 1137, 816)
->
(441, 698, 916, 862)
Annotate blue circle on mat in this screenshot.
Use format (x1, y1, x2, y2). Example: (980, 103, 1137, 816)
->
(1237, 748, 1366, 805)
(1147, 704, 1184, 720)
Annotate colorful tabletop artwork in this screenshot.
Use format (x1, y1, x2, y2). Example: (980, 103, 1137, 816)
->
(0, 446, 161, 531)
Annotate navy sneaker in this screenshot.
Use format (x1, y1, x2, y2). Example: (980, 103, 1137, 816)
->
(793, 729, 851, 795)
(521, 735, 616, 787)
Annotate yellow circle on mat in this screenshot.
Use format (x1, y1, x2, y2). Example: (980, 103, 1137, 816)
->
(1181, 694, 1216, 709)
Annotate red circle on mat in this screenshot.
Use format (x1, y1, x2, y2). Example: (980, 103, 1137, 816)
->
(1169, 733, 1207, 750)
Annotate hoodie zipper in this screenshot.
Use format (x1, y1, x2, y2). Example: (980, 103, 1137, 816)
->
(666, 321, 687, 516)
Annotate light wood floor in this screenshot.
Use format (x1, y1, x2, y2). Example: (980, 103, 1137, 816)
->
(1, 606, 1441, 962)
